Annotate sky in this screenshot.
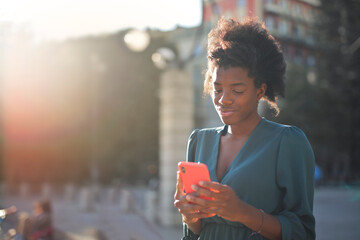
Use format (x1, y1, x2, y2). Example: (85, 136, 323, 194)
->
(0, 0, 202, 42)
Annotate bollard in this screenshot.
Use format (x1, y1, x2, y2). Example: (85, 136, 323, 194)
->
(64, 183, 77, 202)
(145, 190, 157, 222)
(0, 182, 6, 198)
(19, 182, 30, 198)
(107, 187, 118, 204)
(41, 182, 52, 199)
(92, 183, 101, 202)
(79, 186, 95, 212)
(119, 189, 137, 213)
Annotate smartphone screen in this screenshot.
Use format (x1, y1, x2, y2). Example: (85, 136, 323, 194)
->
(178, 161, 212, 199)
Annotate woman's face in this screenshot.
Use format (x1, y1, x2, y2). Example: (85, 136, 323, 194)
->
(211, 66, 265, 126)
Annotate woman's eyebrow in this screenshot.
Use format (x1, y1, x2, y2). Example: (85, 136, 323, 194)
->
(231, 82, 246, 86)
(213, 82, 246, 86)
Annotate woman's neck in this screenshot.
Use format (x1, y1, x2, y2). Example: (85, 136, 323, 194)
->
(227, 114, 262, 138)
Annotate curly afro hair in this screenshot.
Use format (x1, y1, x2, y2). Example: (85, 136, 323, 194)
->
(204, 17, 286, 114)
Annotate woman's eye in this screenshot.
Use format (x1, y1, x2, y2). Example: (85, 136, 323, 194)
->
(214, 89, 222, 94)
(233, 90, 244, 94)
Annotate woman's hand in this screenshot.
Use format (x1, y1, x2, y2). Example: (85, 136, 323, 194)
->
(173, 172, 215, 224)
(187, 181, 283, 240)
(185, 181, 246, 222)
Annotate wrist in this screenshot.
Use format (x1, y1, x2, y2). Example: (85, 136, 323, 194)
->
(183, 216, 200, 224)
(183, 217, 202, 235)
(234, 200, 255, 224)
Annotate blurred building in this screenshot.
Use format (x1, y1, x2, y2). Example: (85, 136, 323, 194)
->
(203, 0, 320, 65)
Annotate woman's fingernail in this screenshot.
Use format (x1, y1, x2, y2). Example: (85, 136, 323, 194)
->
(192, 184, 198, 190)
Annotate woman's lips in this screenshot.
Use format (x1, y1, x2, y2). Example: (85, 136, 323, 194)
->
(218, 109, 235, 117)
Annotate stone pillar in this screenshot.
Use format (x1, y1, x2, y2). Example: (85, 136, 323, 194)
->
(158, 69, 194, 226)
(41, 182, 52, 199)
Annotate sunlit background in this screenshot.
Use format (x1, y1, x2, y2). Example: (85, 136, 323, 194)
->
(0, 0, 202, 41)
(0, 0, 201, 186)
(0, 0, 359, 239)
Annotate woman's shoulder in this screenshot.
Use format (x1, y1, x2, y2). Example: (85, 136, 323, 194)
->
(190, 126, 223, 135)
(188, 126, 223, 141)
(263, 118, 307, 136)
(263, 119, 311, 148)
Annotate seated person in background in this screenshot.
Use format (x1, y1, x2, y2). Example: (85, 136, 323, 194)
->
(28, 200, 53, 240)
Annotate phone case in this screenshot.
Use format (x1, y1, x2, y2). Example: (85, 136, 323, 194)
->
(178, 162, 211, 199)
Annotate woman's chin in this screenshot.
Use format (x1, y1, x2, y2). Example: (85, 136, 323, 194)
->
(218, 116, 234, 125)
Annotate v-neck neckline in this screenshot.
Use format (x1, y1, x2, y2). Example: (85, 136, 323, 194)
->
(212, 118, 265, 183)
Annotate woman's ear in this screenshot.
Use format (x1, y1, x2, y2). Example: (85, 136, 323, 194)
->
(256, 83, 267, 101)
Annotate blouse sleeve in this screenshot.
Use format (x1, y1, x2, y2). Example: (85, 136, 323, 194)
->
(182, 129, 200, 240)
(186, 129, 199, 163)
(276, 127, 316, 240)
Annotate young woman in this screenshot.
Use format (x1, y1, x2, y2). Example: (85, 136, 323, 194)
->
(174, 17, 315, 240)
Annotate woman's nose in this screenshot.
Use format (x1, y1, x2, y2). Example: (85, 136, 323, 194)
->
(219, 91, 232, 105)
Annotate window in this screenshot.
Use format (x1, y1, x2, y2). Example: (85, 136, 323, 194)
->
(293, 4, 302, 17)
(265, 0, 275, 5)
(237, 0, 246, 7)
(307, 55, 315, 67)
(279, 20, 289, 35)
(294, 48, 303, 64)
(265, 16, 275, 30)
(280, 0, 288, 9)
(293, 24, 303, 38)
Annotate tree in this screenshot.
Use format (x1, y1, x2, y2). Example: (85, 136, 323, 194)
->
(316, 0, 360, 182)
(265, 1, 360, 183)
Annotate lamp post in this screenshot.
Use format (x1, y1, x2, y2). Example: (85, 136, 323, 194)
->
(123, 22, 203, 225)
(89, 53, 107, 186)
(79, 53, 107, 212)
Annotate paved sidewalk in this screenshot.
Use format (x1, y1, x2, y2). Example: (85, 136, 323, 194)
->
(2, 186, 360, 240)
(2, 193, 181, 240)
(313, 186, 360, 240)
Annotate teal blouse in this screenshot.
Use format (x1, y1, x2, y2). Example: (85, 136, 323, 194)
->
(183, 118, 315, 240)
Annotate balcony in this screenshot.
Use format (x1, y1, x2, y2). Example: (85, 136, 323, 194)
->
(264, 3, 282, 14)
(298, 0, 321, 7)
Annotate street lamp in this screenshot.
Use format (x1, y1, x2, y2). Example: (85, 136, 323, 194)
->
(89, 53, 107, 185)
(151, 47, 176, 69)
(124, 29, 150, 52)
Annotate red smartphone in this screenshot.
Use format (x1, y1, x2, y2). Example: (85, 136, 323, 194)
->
(178, 161, 212, 200)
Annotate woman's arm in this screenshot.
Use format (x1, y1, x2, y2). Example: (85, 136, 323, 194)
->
(275, 127, 315, 240)
(235, 199, 282, 240)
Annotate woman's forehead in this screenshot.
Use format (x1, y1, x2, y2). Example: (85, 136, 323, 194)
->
(212, 66, 253, 84)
